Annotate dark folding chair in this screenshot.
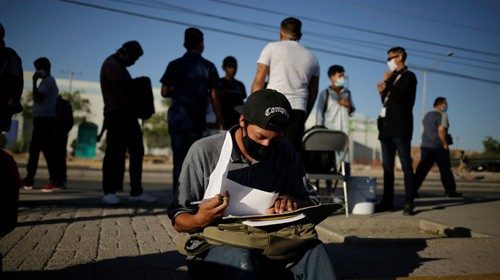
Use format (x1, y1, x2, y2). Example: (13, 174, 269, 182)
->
(302, 128, 350, 217)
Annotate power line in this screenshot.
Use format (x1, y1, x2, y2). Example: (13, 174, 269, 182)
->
(338, 0, 500, 35)
(107, 0, 500, 71)
(211, 0, 500, 58)
(58, 0, 500, 85)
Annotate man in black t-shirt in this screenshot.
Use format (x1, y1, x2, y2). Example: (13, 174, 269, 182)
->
(218, 56, 247, 130)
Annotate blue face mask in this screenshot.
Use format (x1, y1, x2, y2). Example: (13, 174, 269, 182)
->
(334, 77, 345, 88)
(442, 105, 448, 113)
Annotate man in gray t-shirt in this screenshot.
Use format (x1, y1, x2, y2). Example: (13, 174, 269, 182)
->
(414, 97, 461, 198)
(168, 89, 336, 280)
(22, 57, 63, 192)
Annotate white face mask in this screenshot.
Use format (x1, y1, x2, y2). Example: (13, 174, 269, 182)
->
(387, 59, 398, 72)
(334, 77, 345, 88)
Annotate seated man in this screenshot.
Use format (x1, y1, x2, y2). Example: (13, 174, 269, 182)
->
(167, 89, 336, 279)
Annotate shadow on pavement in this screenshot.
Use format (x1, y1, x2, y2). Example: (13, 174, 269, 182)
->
(324, 238, 437, 279)
(2, 251, 189, 280)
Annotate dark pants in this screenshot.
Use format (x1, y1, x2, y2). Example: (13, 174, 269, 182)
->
(285, 109, 306, 153)
(380, 137, 415, 205)
(102, 113, 144, 196)
(414, 147, 457, 195)
(170, 128, 203, 189)
(23, 117, 63, 187)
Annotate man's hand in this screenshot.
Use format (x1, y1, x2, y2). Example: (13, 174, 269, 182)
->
(266, 195, 300, 214)
(338, 97, 350, 108)
(194, 192, 229, 226)
(377, 81, 386, 94)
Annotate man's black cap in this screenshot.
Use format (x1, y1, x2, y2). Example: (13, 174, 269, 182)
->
(235, 89, 292, 132)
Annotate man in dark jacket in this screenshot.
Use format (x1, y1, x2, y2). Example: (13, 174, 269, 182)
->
(100, 41, 157, 205)
(376, 46, 417, 215)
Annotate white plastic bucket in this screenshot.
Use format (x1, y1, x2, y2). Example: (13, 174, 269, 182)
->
(347, 176, 377, 215)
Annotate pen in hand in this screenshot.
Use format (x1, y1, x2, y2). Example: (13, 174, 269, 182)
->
(190, 199, 211, 205)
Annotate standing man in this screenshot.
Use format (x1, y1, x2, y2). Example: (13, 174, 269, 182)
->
(252, 17, 319, 152)
(305, 65, 354, 188)
(100, 40, 156, 205)
(414, 97, 461, 198)
(0, 22, 22, 240)
(219, 56, 247, 130)
(0, 22, 23, 132)
(160, 27, 223, 189)
(376, 47, 417, 215)
(22, 57, 64, 192)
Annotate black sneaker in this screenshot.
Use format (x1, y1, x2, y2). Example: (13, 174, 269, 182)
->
(403, 203, 415, 216)
(446, 192, 462, 198)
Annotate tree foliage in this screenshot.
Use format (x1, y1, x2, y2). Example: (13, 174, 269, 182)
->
(482, 136, 500, 155)
(143, 112, 170, 149)
(60, 90, 91, 124)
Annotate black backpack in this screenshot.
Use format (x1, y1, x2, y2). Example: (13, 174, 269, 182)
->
(55, 96, 74, 133)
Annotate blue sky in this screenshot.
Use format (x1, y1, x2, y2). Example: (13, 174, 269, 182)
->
(2, 0, 499, 152)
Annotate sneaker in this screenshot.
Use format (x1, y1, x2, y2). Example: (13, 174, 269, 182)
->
(403, 203, 415, 216)
(41, 183, 59, 193)
(129, 193, 157, 203)
(23, 185, 34, 190)
(103, 194, 121, 205)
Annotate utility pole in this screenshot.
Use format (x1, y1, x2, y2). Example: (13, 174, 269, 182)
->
(61, 70, 82, 94)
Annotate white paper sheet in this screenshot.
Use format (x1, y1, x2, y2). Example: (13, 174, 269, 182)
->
(223, 179, 279, 216)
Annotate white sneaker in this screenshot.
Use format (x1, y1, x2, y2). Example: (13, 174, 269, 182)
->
(129, 193, 157, 203)
(103, 194, 121, 205)
(23, 185, 34, 190)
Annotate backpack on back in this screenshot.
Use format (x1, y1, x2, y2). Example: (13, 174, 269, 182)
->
(55, 96, 74, 133)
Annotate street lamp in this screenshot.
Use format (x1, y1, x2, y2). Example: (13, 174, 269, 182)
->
(421, 51, 454, 123)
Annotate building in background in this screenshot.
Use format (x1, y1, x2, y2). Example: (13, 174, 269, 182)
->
(10, 72, 167, 157)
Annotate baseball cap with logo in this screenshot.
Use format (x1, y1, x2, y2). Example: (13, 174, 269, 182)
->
(235, 89, 292, 132)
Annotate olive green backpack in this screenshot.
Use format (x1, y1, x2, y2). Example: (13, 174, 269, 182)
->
(177, 203, 341, 260)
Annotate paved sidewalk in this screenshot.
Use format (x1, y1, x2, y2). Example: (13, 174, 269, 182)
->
(1, 163, 499, 279)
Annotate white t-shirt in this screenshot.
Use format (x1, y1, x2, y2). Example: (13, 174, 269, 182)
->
(257, 40, 319, 111)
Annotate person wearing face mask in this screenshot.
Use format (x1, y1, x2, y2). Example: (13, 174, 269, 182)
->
(22, 57, 65, 192)
(413, 97, 461, 198)
(376, 46, 417, 216)
(100, 40, 157, 205)
(168, 89, 336, 279)
(305, 65, 354, 190)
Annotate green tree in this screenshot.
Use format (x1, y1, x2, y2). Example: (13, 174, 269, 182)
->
(143, 112, 170, 149)
(60, 90, 91, 124)
(482, 136, 500, 156)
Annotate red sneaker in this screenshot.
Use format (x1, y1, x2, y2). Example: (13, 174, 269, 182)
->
(41, 183, 59, 193)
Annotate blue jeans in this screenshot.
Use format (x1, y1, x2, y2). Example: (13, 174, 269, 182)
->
(414, 147, 457, 195)
(186, 243, 336, 280)
(380, 137, 415, 205)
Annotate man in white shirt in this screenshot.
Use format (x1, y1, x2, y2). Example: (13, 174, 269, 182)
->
(252, 17, 319, 152)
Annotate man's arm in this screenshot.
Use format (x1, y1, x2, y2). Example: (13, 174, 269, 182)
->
(210, 88, 224, 129)
(251, 63, 269, 93)
(173, 193, 229, 233)
(306, 75, 319, 115)
(438, 125, 448, 150)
